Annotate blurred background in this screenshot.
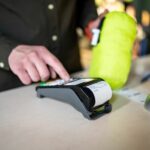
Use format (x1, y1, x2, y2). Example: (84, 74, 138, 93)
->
(79, 0, 150, 68)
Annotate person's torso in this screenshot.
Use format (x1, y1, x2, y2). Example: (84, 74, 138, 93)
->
(0, 0, 81, 72)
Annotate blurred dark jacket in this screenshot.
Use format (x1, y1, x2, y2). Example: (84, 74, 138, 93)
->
(0, 0, 97, 73)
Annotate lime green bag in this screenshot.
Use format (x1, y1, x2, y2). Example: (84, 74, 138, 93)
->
(89, 11, 137, 89)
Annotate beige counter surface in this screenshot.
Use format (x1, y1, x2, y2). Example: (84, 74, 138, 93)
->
(0, 83, 150, 150)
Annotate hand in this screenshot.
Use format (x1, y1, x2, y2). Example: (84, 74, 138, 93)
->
(8, 45, 70, 85)
(85, 10, 109, 40)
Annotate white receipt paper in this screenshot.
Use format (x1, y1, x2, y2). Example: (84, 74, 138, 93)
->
(86, 81, 112, 107)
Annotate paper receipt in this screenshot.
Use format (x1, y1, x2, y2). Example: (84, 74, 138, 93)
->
(86, 81, 112, 107)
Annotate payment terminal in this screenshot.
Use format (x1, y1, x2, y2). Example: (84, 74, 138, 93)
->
(36, 78, 112, 119)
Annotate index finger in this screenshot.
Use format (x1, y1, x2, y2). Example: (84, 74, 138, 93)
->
(38, 48, 70, 81)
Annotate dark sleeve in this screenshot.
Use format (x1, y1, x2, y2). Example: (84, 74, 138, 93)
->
(77, 0, 98, 29)
(0, 34, 18, 70)
(143, 26, 150, 38)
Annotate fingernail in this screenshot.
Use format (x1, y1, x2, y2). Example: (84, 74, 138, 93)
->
(64, 73, 70, 81)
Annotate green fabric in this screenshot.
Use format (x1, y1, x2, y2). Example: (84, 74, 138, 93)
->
(124, 0, 133, 3)
(89, 11, 137, 89)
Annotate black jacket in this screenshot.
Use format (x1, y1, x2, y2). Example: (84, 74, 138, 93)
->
(0, 0, 97, 73)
